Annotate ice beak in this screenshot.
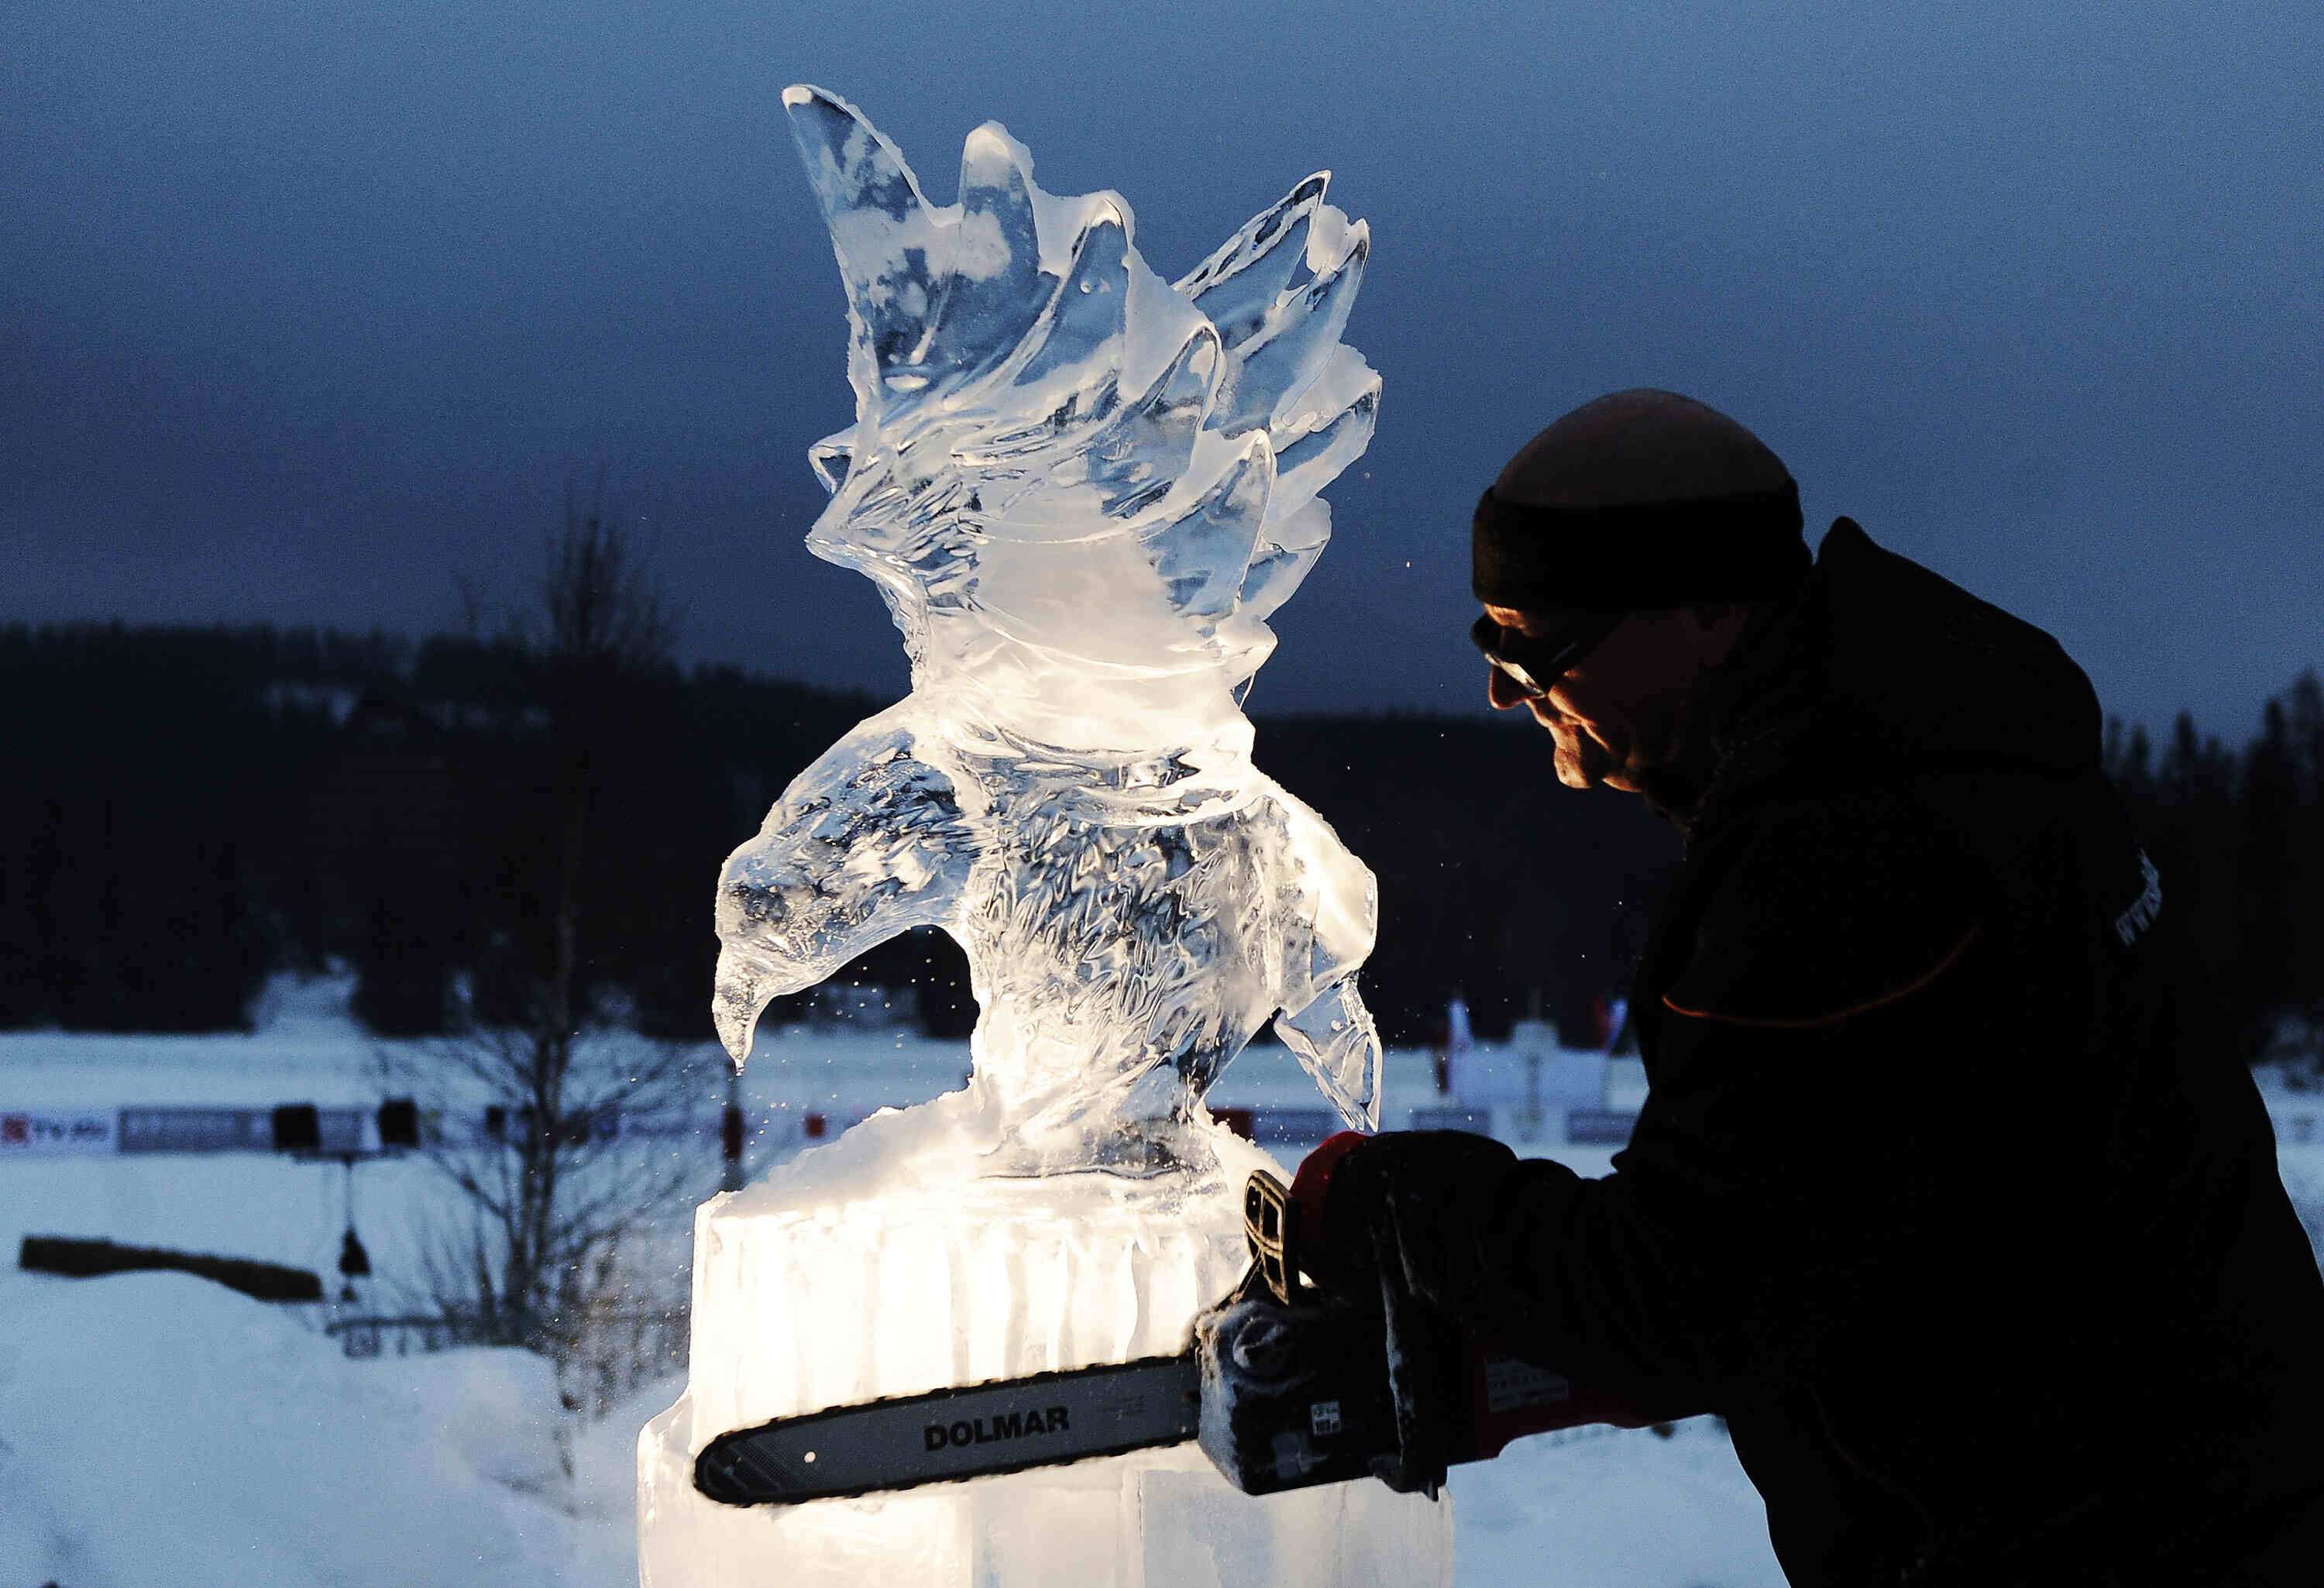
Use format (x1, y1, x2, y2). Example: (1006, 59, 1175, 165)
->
(713, 946, 779, 1067)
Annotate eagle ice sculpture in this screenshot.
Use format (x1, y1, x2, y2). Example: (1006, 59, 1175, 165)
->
(715, 86, 1386, 1174)
(638, 94, 1454, 1588)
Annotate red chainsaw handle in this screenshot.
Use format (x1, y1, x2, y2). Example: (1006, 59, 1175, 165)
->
(1285, 1135, 1693, 1456)
(1288, 1129, 1370, 1253)
(1460, 1340, 1684, 1463)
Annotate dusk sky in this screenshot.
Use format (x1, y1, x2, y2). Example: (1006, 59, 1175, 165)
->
(5, 2, 2319, 736)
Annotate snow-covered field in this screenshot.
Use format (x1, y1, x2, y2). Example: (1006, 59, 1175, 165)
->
(0, 1267, 654, 1588)
(8, 988, 2319, 1587)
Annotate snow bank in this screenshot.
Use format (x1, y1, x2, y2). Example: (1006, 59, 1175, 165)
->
(1448, 1421, 1783, 1586)
(0, 1269, 640, 1588)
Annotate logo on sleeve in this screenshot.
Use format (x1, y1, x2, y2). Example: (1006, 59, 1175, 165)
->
(2114, 850, 2162, 947)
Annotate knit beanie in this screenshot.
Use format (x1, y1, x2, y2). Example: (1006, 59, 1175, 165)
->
(1472, 390, 1809, 611)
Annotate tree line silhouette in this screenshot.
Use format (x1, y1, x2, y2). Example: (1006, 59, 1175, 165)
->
(2, 620, 2316, 1060)
(2103, 679, 2324, 1063)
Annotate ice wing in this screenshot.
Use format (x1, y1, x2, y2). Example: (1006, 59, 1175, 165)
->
(712, 709, 978, 1062)
(1266, 787, 1384, 1129)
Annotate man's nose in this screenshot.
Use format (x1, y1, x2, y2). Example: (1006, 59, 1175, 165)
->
(1486, 664, 1528, 710)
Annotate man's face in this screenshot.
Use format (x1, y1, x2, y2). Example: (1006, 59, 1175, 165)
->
(1483, 603, 1745, 793)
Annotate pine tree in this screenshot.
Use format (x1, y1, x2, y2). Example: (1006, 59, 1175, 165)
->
(2236, 699, 2299, 1059)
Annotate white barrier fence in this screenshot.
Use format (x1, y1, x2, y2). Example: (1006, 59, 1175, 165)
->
(16, 1097, 2322, 1165)
(1, 1102, 771, 1160)
(3, 1100, 1645, 1160)
(0, 1103, 1336, 1158)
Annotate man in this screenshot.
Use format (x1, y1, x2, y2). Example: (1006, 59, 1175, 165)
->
(1297, 390, 2324, 1586)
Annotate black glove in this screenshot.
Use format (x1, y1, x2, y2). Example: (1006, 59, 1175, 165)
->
(1290, 1130, 1697, 1463)
(1294, 1129, 1521, 1313)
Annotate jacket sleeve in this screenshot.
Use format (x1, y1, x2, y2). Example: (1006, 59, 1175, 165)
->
(1414, 796, 1992, 1408)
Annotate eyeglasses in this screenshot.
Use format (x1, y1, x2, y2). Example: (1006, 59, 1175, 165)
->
(1469, 610, 1624, 699)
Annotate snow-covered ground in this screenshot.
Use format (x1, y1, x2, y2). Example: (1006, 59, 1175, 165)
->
(7, 985, 2319, 1586)
(0, 1265, 656, 1588)
(0, 1236, 1768, 1588)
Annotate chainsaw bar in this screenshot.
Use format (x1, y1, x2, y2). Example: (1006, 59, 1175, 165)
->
(694, 1354, 1203, 1506)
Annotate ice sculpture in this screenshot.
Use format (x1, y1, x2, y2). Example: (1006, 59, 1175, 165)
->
(640, 87, 1452, 1586)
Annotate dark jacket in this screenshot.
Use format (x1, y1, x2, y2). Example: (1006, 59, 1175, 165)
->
(1420, 522, 2324, 1585)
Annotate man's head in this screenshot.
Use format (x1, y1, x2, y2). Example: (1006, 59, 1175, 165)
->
(1470, 390, 1805, 795)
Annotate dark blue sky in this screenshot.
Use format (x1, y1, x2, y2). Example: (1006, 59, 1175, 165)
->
(5, 1, 2319, 734)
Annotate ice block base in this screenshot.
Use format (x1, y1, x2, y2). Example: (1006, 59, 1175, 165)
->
(638, 1103, 1452, 1586)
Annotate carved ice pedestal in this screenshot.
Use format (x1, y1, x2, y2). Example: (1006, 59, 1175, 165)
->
(638, 1106, 1452, 1587)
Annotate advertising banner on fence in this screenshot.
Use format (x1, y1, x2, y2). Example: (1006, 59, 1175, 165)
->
(0, 1109, 117, 1157)
(2, 1102, 858, 1157)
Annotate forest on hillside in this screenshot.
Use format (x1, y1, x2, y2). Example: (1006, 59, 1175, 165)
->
(2, 621, 2318, 1060)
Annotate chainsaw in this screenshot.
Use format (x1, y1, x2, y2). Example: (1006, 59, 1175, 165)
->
(693, 1169, 1652, 1507)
